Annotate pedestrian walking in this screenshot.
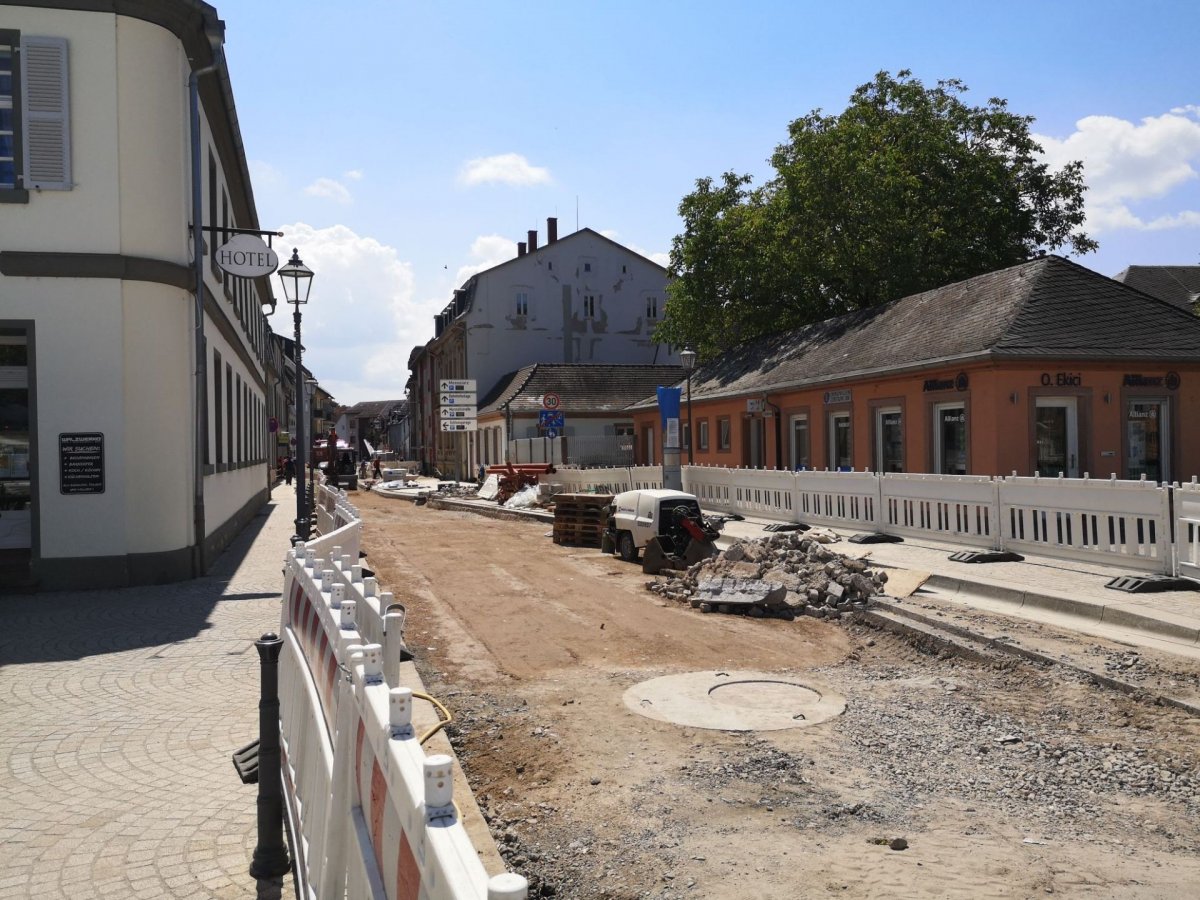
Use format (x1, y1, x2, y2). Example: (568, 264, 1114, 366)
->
(283, 456, 295, 486)
(373, 457, 383, 481)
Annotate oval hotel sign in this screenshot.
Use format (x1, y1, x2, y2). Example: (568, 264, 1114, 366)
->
(215, 234, 279, 278)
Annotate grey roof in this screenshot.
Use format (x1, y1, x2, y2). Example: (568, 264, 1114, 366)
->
(632, 256, 1200, 408)
(344, 399, 406, 419)
(1113, 266, 1200, 313)
(478, 364, 687, 417)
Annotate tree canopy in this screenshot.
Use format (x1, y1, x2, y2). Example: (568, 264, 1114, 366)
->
(656, 70, 1096, 357)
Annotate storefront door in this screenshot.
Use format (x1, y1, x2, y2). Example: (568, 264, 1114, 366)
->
(876, 408, 903, 473)
(0, 330, 31, 553)
(1126, 399, 1169, 482)
(1035, 397, 1079, 477)
(748, 417, 766, 468)
(829, 412, 852, 471)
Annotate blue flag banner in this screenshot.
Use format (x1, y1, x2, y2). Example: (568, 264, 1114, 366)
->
(656, 386, 681, 429)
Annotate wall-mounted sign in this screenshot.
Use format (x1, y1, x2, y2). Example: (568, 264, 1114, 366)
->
(440, 379, 476, 393)
(746, 399, 764, 413)
(1041, 372, 1082, 387)
(923, 376, 954, 392)
(214, 234, 279, 278)
(823, 389, 852, 405)
(1123, 372, 1181, 390)
(59, 432, 105, 494)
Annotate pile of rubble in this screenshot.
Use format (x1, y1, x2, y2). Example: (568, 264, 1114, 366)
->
(646, 530, 889, 620)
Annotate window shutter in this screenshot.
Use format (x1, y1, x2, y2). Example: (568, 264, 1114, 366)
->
(20, 36, 70, 190)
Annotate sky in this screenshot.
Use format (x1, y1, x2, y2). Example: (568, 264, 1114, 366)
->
(214, 0, 1200, 404)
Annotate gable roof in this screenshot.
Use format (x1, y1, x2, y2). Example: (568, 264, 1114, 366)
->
(1113, 265, 1200, 313)
(459, 227, 668, 286)
(478, 364, 687, 417)
(344, 399, 406, 419)
(633, 255, 1200, 407)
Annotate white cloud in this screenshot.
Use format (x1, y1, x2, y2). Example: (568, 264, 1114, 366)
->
(1036, 108, 1200, 234)
(248, 159, 286, 189)
(457, 153, 552, 187)
(303, 177, 353, 205)
(451, 233, 517, 286)
(343, 169, 364, 181)
(271, 222, 434, 402)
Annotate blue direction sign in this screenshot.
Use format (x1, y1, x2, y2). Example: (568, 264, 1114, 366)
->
(545, 428, 559, 439)
(538, 410, 564, 429)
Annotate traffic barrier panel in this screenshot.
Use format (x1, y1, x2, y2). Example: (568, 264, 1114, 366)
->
(1176, 479, 1200, 581)
(794, 470, 881, 531)
(880, 473, 1000, 548)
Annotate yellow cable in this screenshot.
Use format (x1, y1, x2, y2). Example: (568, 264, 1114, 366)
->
(412, 690, 452, 746)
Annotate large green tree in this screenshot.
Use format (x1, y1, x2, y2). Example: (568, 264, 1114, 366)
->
(657, 70, 1096, 356)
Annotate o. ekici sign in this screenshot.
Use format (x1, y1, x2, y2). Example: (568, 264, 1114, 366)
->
(214, 234, 279, 278)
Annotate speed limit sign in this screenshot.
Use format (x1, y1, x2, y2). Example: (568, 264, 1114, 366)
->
(542, 392, 561, 410)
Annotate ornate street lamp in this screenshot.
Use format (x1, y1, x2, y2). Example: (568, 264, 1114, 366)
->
(276, 248, 314, 544)
(680, 347, 697, 465)
(305, 378, 319, 521)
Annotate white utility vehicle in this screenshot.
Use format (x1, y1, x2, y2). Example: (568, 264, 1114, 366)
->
(604, 489, 737, 572)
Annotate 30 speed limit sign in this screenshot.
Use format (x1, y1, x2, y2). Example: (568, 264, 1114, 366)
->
(542, 392, 561, 410)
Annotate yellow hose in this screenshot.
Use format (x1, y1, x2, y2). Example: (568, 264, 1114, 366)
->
(412, 690, 452, 746)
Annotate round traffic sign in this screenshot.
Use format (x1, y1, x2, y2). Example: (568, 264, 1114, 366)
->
(542, 392, 561, 410)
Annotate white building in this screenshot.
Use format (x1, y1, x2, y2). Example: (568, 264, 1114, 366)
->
(0, 1, 277, 589)
(409, 220, 676, 478)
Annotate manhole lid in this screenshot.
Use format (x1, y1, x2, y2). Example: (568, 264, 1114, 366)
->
(623, 670, 845, 732)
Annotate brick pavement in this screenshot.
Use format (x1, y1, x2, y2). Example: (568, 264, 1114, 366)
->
(0, 485, 298, 900)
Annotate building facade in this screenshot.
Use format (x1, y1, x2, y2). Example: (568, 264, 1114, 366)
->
(631, 257, 1200, 483)
(409, 220, 675, 478)
(0, 1, 277, 588)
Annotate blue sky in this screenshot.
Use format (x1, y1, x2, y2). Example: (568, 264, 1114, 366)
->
(216, 0, 1200, 402)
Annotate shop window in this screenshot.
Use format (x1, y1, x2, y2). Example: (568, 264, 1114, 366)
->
(717, 417, 731, 451)
(1126, 399, 1168, 482)
(790, 414, 809, 470)
(1035, 397, 1078, 477)
(828, 412, 852, 471)
(876, 408, 903, 473)
(934, 403, 967, 475)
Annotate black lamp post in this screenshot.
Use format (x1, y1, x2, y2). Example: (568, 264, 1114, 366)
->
(680, 347, 697, 465)
(305, 378, 318, 522)
(277, 249, 314, 544)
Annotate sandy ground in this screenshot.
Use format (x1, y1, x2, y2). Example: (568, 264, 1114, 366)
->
(355, 491, 1200, 899)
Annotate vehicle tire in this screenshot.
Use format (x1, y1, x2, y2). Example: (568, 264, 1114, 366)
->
(617, 531, 638, 562)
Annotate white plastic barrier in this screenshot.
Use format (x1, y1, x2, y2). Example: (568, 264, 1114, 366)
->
(724, 468, 797, 521)
(682, 465, 737, 514)
(626, 465, 664, 490)
(793, 470, 881, 531)
(278, 512, 527, 899)
(880, 473, 1000, 548)
(543, 468, 629, 495)
(1175, 479, 1200, 581)
(999, 475, 1172, 573)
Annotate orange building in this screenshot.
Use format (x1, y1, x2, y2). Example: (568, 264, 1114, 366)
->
(631, 257, 1200, 482)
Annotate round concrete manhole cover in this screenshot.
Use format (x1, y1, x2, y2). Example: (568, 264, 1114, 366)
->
(623, 670, 845, 732)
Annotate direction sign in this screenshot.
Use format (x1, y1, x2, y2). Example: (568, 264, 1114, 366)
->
(542, 392, 561, 410)
(441, 420, 478, 432)
(440, 392, 477, 406)
(440, 408, 476, 420)
(538, 410, 564, 429)
(440, 379, 476, 393)
(545, 428, 559, 439)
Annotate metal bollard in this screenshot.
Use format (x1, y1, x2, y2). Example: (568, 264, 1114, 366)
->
(249, 633, 291, 883)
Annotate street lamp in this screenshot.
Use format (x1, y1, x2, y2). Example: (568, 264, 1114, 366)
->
(305, 378, 318, 522)
(680, 347, 697, 465)
(277, 248, 314, 544)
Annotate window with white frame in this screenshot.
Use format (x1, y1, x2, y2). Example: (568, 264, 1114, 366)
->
(582, 294, 596, 318)
(515, 290, 529, 316)
(646, 295, 659, 320)
(1, 32, 71, 199)
(790, 414, 810, 469)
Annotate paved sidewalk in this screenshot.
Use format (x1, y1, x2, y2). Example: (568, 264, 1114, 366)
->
(0, 486, 297, 900)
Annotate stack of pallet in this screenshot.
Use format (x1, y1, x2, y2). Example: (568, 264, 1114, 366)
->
(552, 493, 614, 548)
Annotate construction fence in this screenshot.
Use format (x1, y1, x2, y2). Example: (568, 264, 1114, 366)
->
(543, 465, 1191, 577)
(279, 485, 527, 899)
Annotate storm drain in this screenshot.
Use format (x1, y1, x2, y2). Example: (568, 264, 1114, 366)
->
(622, 670, 845, 732)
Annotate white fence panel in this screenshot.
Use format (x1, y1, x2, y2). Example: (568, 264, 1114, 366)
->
(682, 466, 738, 514)
(999, 475, 1172, 572)
(794, 470, 881, 531)
(542, 467, 630, 495)
(1175, 480, 1200, 581)
(880, 473, 1000, 548)
(701, 468, 797, 521)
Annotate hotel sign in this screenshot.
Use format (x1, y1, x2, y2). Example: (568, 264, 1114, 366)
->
(215, 234, 280, 278)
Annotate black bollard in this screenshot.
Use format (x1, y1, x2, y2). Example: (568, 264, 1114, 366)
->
(249, 632, 291, 883)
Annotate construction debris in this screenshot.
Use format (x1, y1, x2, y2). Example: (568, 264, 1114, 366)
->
(645, 530, 889, 619)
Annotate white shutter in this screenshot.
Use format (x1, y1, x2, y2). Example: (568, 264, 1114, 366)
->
(20, 36, 70, 190)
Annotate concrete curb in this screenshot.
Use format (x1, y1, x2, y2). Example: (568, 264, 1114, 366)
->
(922, 573, 1200, 647)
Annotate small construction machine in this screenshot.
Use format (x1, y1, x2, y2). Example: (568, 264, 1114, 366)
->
(602, 489, 738, 574)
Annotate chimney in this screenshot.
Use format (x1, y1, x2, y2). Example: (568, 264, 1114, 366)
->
(527, 229, 538, 252)
(517, 241, 527, 257)
(547, 217, 558, 244)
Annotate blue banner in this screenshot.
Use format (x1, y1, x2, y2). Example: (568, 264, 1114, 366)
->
(657, 386, 681, 430)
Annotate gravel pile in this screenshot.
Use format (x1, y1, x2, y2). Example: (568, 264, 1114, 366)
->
(646, 530, 889, 619)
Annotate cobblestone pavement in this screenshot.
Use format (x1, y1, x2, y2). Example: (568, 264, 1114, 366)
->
(0, 486, 297, 900)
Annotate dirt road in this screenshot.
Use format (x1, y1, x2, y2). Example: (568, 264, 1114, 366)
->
(357, 492, 1200, 899)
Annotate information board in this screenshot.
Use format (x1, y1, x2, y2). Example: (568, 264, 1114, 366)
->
(59, 432, 105, 494)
